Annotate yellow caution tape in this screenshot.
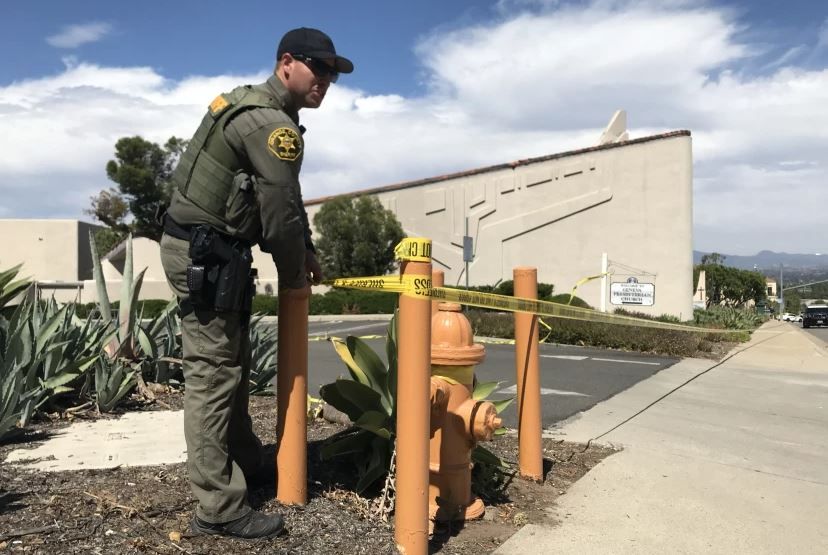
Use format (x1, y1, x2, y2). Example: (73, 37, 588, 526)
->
(394, 237, 432, 262)
(569, 272, 607, 301)
(538, 317, 554, 343)
(308, 334, 386, 342)
(330, 274, 432, 293)
(325, 274, 737, 334)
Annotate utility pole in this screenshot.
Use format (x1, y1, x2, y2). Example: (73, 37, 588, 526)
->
(600, 252, 608, 312)
(779, 263, 784, 316)
(463, 217, 473, 289)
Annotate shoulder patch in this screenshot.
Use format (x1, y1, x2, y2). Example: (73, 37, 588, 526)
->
(209, 95, 230, 116)
(267, 127, 302, 161)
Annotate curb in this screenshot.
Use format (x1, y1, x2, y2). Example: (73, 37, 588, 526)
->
(259, 314, 394, 325)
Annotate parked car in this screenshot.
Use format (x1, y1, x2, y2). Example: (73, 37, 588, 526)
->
(803, 305, 828, 328)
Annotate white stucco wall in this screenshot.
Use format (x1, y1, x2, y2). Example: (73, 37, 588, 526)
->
(304, 132, 694, 318)
(0, 219, 100, 304)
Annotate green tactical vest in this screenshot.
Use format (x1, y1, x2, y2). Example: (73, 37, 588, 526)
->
(170, 85, 283, 222)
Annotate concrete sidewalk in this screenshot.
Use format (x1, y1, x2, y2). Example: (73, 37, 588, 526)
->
(496, 321, 828, 554)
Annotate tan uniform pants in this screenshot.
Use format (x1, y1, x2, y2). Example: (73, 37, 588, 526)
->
(160, 233, 262, 523)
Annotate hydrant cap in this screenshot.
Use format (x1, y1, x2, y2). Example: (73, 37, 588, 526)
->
(431, 301, 485, 365)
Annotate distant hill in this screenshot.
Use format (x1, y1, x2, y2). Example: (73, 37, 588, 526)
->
(693, 250, 828, 270)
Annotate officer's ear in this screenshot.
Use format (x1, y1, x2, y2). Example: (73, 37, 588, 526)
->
(275, 53, 293, 74)
(278, 53, 297, 71)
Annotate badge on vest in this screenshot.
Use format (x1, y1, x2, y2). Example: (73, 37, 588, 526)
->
(267, 127, 302, 161)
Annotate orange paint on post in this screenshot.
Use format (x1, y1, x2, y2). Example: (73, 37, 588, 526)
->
(513, 267, 543, 481)
(395, 257, 432, 555)
(276, 285, 310, 505)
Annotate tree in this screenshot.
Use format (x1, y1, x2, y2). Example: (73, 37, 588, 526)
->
(700, 252, 726, 265)
(313, 195, 405, 278)
(784, 291, 802, 314)
(86, 136, 187, 249)
(696, 263, 767, 308)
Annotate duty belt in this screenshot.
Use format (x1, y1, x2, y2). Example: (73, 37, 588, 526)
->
(162, 215, 192, 241)
(163, 216, 252, 250)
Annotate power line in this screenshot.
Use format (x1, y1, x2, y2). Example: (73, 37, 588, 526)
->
(782, 279, 828, 292)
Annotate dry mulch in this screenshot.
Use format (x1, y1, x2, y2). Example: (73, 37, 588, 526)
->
(0, 391, 615, 554)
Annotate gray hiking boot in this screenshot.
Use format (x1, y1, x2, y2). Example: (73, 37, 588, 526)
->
(191, 509, 285, 539)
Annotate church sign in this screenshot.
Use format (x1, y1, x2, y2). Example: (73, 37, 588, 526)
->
(610, 277, 655, 306)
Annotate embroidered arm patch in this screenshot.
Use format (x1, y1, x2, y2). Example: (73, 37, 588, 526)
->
(267, 127, 302, 161)
(209, 95, 229, 116)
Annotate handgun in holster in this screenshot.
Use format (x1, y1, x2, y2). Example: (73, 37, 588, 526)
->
(186, 225, 252, 312)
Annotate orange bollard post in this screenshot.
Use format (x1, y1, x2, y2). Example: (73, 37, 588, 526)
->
(276, 285, 310, 505)
(513, 267, 543, 481)
(431, 269, 444, 318)
(395, 243, 432, 555)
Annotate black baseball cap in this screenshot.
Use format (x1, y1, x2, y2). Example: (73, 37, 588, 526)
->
(277, 27, 354, 74)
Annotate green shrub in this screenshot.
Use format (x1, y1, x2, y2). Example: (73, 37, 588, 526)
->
(693, 306, 763, 330)
(451, 281, 555, 299)
(614, 308, 684, 324)
(488, 280, 554, 298)
(73, 303, 99, 318)
(547, 293, 590, 308)
(135, 300, 173, 319)
(251, 295, 278, 315)
(310, 289, 397, 315)
(467, 309, 746, 357)
(252, 290, 403, 316)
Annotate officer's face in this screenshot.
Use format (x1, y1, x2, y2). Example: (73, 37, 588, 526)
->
(283, 54, 337, 109)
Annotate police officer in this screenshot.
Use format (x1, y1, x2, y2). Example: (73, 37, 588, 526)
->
(159, 28, 353, 540)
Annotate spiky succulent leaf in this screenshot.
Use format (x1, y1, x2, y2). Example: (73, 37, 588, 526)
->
(320, 427, 375, 460)
(471, 444, 511, 470)
(354, 435, 392, 493)
(89, 230, 111, 323)
(333, 378, 387, 416)
(319, 380, 376, 423)
(491, 397, 514, 414)
(354, 410, 392, 439)
(472, 380, 501, 401)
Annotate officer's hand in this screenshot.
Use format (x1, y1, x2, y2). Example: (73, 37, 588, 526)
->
(305, 251, 323, 285)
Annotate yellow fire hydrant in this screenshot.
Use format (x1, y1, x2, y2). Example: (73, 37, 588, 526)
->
(429, 302, 502, 521)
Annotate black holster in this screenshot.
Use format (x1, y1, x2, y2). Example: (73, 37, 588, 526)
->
(186, 225, 254, 314)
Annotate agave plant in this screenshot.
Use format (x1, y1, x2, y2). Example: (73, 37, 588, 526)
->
(87, 232, 180, 408)
(93, 356, 137, 413)
(0, 264, 32, 312)
(248, 315, 278, 395)
(319, 317, 398, 492)
(319, 314, 513, 494)
(89, 231, 148, 359)
(0, 297, 101, 440)
(135, 298, 182, 383)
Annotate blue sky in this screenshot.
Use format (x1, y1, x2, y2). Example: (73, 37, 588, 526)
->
(1, 0, 827, 255)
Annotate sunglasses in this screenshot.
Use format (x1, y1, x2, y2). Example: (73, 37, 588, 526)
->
(292, 54, 339, 83)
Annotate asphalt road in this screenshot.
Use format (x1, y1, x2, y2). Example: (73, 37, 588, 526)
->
(790, 320, 828, 346)
(295, 318, 679, 430)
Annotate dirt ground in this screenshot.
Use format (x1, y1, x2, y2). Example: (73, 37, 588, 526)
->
(0, 392, 615, 554)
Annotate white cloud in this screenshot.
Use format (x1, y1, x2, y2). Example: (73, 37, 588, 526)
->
(818, 17, 828, 50)
(2, 1, 826, 256)
(46, 22, 113, 49)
